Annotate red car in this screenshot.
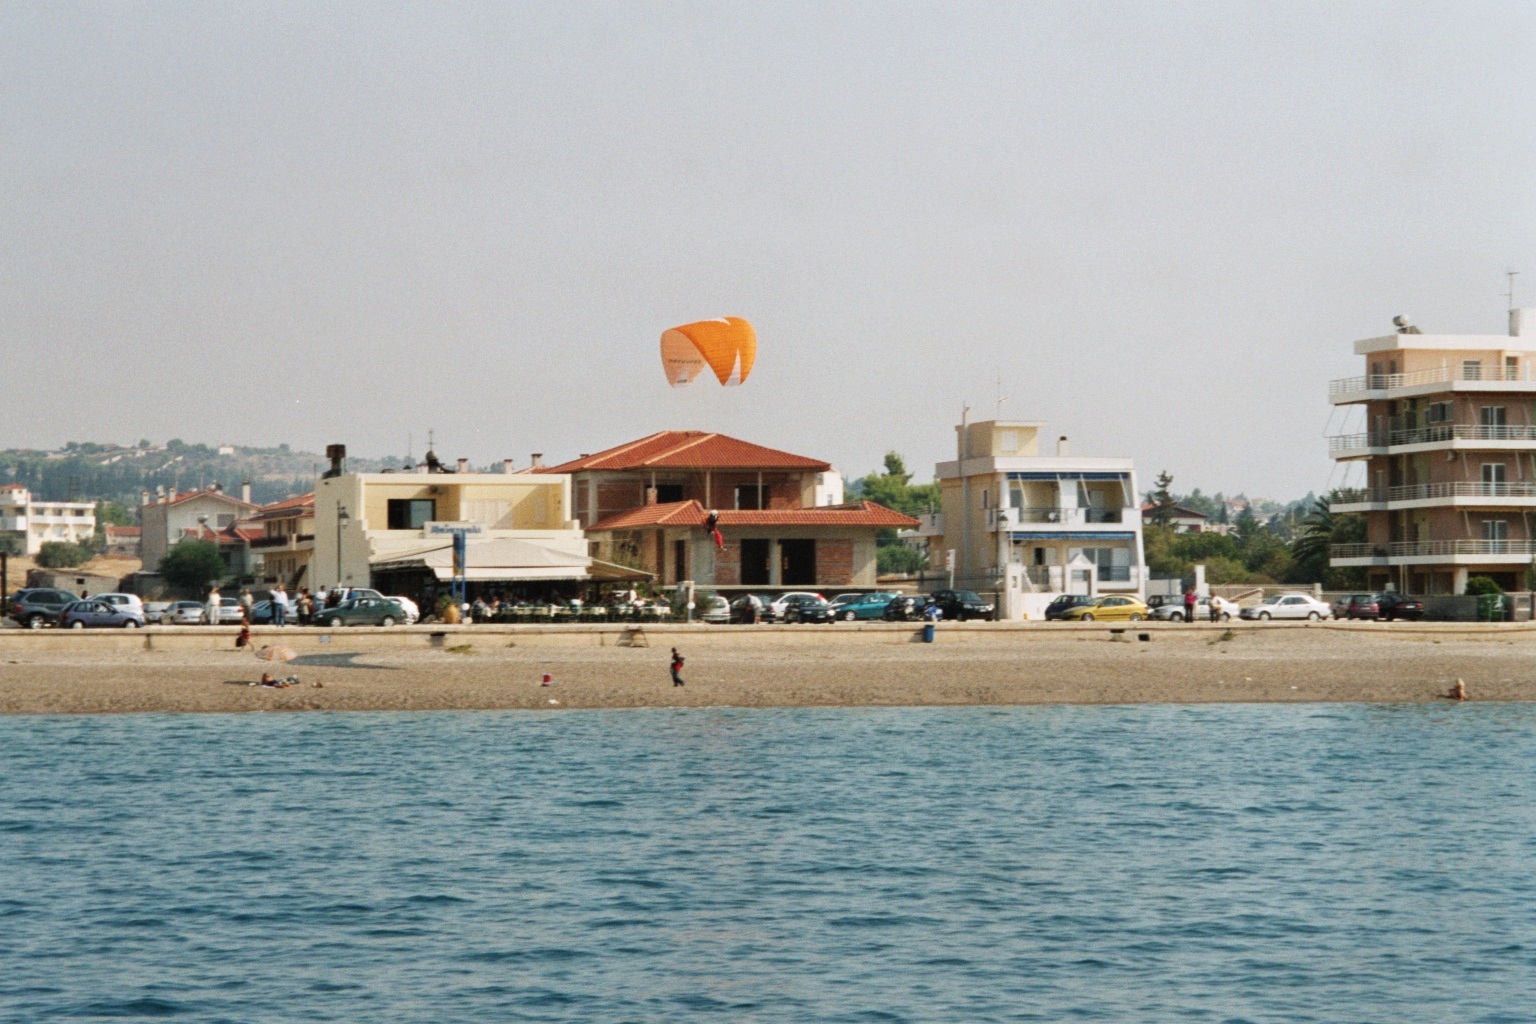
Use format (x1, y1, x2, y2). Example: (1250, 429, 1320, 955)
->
(1334, 593, 1380, 620)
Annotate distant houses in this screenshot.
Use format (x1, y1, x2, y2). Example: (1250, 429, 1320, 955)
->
(0, 484, 96, 555)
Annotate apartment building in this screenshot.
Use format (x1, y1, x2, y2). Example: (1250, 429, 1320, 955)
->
(920, 418, 1147, 614)
(1328, 309, 1536, 593)
(0, 484, 96, 555)
(249, 493, 315, 589)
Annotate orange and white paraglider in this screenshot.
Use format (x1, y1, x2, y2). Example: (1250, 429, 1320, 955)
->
(660, 317, 756, 387)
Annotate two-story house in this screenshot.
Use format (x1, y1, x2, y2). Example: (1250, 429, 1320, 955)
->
(140, 485, 258, 572)
(543, 431, 916, 592)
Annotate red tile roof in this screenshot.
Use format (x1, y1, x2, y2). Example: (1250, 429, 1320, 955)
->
(588, 499, 918, 533)
(253, 492, 315, 519)
(539, 431, 830, 473)
(104, 525, 141, 538)
(152, 488, 258, 510)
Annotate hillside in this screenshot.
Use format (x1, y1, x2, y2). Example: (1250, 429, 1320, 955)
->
(1, 441, 409, 517)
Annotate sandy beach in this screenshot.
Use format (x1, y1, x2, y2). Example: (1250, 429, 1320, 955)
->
(1, 621, 1534, 714)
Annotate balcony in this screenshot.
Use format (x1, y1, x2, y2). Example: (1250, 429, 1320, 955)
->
(917, 512, 944, 537)
(248, 533, 316, 550)
(1332, 539, 1536, 565)
(988, 507, 1129, 530)
(1329, 423, 1536, 459)
(0, 516, 25, 531)
(1329, 363, 1536, 404)
(1331, 481, 1536, 512)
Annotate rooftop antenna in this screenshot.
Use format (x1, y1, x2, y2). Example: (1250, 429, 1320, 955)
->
(1507, 269, 1519, 311)
(995, 372, 1007, 418)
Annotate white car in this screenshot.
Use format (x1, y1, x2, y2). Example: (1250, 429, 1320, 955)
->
(768, 591, 825, 620)
(96, 593, 144, 614)
(1149, 595, 1235, 622)
(143, 601, 173, 624)
(165, 601, 207, 625)
(1240, 593, 1332, 621)
(388, 596, 420, 624)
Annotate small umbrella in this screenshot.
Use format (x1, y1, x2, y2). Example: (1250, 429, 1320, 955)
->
(254, 645, 297, 663)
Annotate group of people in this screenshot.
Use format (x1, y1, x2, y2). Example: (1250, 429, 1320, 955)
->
(1180, 589, 1231, 623)
(206, 584, 353, 628)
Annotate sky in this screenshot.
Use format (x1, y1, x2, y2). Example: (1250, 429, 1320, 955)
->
(3, 2, 1534, 500)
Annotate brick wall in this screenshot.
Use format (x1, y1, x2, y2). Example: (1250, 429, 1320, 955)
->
(713, 540, 740, 586)
(818, 540, 854, 586)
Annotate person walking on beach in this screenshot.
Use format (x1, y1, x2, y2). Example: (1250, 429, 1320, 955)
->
(1183, 587, 1197, 624)
(206, 586, 221, 626)
(670, 647, 685, 687)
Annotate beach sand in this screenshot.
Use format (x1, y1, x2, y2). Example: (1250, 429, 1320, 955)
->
(1, 622, 1533, 714)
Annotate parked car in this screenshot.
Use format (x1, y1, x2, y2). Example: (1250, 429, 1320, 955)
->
(1149, 596, 1234, 622)
(697, 594, 732, 625)
(164, 601, 208, 625)
(729, 594, 770, 623)
(6, 588, 79, 629)
(1240, 593, 1332, 621)
(779, 594, 833, 623)
(95, 593, 144, 615)
(832, 592, 898, 621)
(1375, 593, 1426, 621)
(1061, 595, 1149, 622)
(59, 599, 145, 629)
(769, 592, 827, 620)
(883, 594, 932, 621)
(215, 597, 245, 624)
(1045, 594, 1098, 620)
(1332, 593, 1380, 620)
(143, 601, 173, 624)
(315, 597, 409, 627)
(928, 589, 996, 621)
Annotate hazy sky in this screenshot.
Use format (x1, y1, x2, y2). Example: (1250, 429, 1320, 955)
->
(4, 2, 1534, 498)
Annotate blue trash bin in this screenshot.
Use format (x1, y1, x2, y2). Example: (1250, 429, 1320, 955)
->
(922, 623, 936, 643)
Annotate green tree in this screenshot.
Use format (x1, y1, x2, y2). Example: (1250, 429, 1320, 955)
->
(1287, 493, 1366, 587)
(159, 540, 226, 594)
(856, 452, 941, 517)
(35, 541, 91, 568)
(0, 535, 24, 557)
(95, 501, 133, 526)
(1148, 471, 1177, 527)
(1465, 575, 1502, 596)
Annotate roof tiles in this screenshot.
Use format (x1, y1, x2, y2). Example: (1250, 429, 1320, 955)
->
(539, 431, 830, 473)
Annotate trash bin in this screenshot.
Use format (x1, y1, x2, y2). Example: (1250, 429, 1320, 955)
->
(922, 623, 936, 643)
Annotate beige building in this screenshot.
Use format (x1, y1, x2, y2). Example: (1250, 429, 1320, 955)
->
(139, 486, 258, 572)
(1329, 309, 1536, 593)
(313, 464, 612, 603)
(249, 493, 315, 588)
(0, 484, 97, 555)
(920, 418, 1147, 616)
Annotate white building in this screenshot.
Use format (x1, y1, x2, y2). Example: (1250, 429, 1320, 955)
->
(0, 484, 97, 555)
(139, 486, 259, 572)
(920, 418, 1147, 618)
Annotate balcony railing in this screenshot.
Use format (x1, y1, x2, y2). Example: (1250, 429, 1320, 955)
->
(989, 507, 1127, 528)
(1329, 423, 1536, 454)
(1331, 482, 1536, 506)
(1333, 540, 1536, 560)
(1330, 364, 1535, 398)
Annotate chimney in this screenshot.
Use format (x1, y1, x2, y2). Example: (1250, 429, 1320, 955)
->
(456, 458, 470, 474)
(530, 453, 544, 469)
(140, 489, 151, 507)
(1511, 308, 1536, 337)
(324, 444, 346, 479)
(241, 480, 251, 504)
(211, 482, 221, 493)
(502, 458, 514, 474)
(167, 486, 177, 503)
(1057, 436, 1069, 457)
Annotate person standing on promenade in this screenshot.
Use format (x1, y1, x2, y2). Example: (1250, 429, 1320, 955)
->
(1183, 587, 1197, 624)
(239, 588, 254, 619)
(296, 589, 312, 627)
(1209, 595, 1222, 623)
(206, 586, 221, 626)
(670, 647, 685, 687)
(271, 583, 288, 626)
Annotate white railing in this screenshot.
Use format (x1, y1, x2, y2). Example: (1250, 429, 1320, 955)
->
(1388, 481, 1536, 501)
(1334, 540, 1536, 559)
(1329, 423, 1536, 453)
(989, 507, 1129, 529)
(1330, 364, 1535, 397)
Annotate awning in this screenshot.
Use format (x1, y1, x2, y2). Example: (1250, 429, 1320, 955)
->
(371, 538, 651, 583)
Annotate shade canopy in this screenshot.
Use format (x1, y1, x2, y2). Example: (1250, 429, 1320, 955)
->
(371, 538, 650, 582)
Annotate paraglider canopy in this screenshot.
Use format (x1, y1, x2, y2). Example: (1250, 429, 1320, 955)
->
(661, 317, 756, 387)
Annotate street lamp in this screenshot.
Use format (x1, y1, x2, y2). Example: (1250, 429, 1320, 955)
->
(335, 504, 350, 585)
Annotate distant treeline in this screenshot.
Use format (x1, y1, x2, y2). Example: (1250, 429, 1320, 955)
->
(2, 440, 407, 520)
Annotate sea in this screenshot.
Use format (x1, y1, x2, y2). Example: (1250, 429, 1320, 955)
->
(2, 705, 1534, 1023)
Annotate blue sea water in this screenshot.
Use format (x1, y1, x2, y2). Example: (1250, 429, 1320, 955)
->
(2, 705, 1535, 1023)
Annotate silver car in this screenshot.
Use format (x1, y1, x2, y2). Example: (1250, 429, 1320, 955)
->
(1239, 593, 1332, 621)
(165, 601, 207, 625)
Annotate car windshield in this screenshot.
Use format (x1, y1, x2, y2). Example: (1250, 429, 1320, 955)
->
(955, 591, 983, 602)
(1261, 596, 1284, 605)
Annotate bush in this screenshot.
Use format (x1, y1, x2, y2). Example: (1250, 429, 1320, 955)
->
(35, 541, 92, 569)
(0, 535, 23, 557)
(1465, 576, 1503, 596)
(159, 540, 226, 594)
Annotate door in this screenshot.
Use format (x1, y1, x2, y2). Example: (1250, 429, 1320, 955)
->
(739, 539, 769, 586)
(779, 540, 816, 586)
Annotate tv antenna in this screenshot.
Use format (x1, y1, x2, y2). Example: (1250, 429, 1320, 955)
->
(995, 372, 1007, 418)
(1507, 269, 1519, 311)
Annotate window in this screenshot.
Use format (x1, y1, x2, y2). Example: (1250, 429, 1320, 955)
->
(1463, 360, 1483, 380)
(1481, 406, 1507, 428)
(734, 484, 764, 510)
(216, 514, 235, 528)
(1482, 463, 1506, 486)
(1483, 520, 1508, 542)
(998, 430, 1019, 452)
(655, 484, 684, 504)
(386, 499, 436, 530)
(1426, 401, 1453, 424)
(1507, 356, 1520, 381)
